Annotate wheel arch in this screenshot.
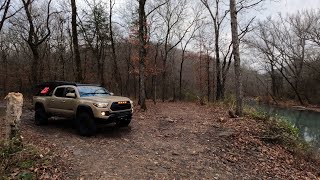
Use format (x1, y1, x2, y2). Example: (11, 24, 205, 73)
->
(35, 102, 45, 110)
(76, 105, 94, 117)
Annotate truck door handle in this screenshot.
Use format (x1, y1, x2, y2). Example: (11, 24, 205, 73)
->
(51, 100, 54, 102)
(62, 100, 66, 103)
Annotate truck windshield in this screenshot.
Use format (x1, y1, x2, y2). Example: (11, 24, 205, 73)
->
(77, 86, 110, 97)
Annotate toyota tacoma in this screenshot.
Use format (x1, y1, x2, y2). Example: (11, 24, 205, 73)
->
(33, 82, 133, 136)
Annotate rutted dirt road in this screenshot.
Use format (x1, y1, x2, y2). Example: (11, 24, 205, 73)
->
(17, 102, 320, 179)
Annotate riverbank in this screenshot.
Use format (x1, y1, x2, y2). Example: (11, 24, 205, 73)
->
(1, 101, 320, 179)
(253, 97, 320, 113)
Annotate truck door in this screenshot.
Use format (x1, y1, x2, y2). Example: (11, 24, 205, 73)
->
(48, 87, 66, 116)
(60, 87, 77, 117)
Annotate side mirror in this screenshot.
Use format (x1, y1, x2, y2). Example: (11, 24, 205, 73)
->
(66, 93, 76, 98)
(110, 92, 114, 96)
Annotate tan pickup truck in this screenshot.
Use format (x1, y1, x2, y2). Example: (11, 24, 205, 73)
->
(33, 82, 133, 136)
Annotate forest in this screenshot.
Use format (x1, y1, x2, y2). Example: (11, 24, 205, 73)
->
(0, 0, 320, 110)
(1, 0, 320, 179)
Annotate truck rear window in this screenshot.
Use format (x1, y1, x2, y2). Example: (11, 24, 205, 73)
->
(35, 86, 54, 96)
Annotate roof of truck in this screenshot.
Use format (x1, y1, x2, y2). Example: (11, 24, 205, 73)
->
(34, 81, 101, 96)
(36, 81, 101, 88)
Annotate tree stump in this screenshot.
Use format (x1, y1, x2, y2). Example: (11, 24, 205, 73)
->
(4, 92, 23, 144)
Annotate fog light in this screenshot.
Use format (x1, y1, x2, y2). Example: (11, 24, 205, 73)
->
(101, 112, 106, 116)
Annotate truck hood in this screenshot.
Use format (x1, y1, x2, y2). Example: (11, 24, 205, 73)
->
(81, 96, 131, 103)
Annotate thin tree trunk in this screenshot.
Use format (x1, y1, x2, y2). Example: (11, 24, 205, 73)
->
(215, 25, 222, 101)
(179, 50, 185, 101)
(109, 0, 122, 95)
(230, 0, 243, 116)
(153, 43, 159, 104)
(138, 0, 147, 110)
(207, 50, 210, 102)
(162, 71, 166, 102)
(71, 0, 83, 82)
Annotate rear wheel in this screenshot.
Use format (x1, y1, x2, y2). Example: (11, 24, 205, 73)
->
(35, 108, 48, 125)
(76, 112, 96, 136)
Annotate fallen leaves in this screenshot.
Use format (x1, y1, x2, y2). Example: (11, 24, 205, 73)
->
(1, 101, 319, 179)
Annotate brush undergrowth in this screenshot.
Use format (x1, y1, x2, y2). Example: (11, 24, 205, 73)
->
(244, 106, 319, 161)
(0, 139, 55, 180)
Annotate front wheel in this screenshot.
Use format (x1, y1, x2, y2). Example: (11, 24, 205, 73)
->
(35, 108, 48, 126)
(76, 112, 97, 136)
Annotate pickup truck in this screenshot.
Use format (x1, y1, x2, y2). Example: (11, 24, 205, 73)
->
(33, 82, 133, 136)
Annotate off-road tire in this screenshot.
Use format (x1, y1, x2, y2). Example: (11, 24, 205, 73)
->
(35, 108, 48, 125)
(76, 112, 97, 136)
(116, 119, 131, 127)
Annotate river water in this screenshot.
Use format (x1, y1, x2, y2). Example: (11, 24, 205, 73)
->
(247, 102, 320, 149)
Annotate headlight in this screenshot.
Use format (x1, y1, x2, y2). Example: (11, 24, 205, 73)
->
(93, 102, 109, 108)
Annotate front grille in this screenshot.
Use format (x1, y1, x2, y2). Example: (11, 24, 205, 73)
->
(110, 101, 131, 111)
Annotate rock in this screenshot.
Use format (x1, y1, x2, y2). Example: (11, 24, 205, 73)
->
(218, 117, 227, 123)
(4, 92, 23, 142)
(228, 110, 238, 118)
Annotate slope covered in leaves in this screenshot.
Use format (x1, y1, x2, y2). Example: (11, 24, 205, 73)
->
(1, 101, 319, 179)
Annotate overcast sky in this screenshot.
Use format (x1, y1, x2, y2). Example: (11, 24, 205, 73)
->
(98, 0, 320, 20)
(258, 0, 320, 19)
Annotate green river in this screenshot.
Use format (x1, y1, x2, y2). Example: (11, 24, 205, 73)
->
(248, 102, 320, 150)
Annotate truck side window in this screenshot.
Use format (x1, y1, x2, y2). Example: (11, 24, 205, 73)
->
(54, 88, 65, 97)
(65, 87, 76, 98)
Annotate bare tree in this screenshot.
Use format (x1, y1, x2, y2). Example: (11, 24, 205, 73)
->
(0, 0, 11, 33)
(0, 0, 22, 33)
(178, 8, 202, 101)
(78, 0, 109, 86)
(200, 0, 229, 100)
(244, 20, 282, 98)
(259, 14, 310, 105)
(157, 0, 196, 101)
(21, 0, 52, 84)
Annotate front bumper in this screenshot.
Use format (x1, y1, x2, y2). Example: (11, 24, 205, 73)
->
(95, 110, 132, 123)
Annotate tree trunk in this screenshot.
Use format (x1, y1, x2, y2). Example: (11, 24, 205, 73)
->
(179, 50, 186, 101)
(109, 0, 122, 94)
(215, 25, 222, 101)
(71, 0, 83, 83)
(207, 50, 210, 102)
(162, 71, 166, 102)
(30, 45, 40, 84)
(138, 0, 147, 110)
(126, 43, 132, 97)
(153, 43, 160, 104)
(2, 50, 8, 93)
(230, 0, 243, 116)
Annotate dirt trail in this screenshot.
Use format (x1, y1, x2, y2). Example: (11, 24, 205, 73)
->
(18, 102, 319, 179)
